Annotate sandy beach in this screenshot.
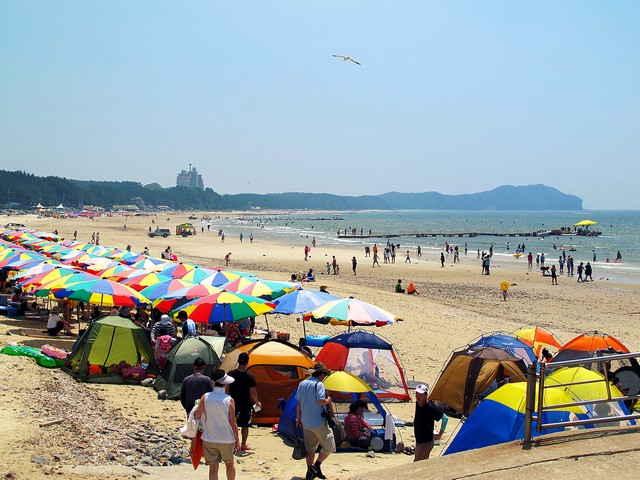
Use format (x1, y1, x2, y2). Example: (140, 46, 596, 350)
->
(2, 212, 639, 479)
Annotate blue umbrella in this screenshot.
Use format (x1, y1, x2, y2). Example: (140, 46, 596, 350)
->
(268, 288, 341, 335)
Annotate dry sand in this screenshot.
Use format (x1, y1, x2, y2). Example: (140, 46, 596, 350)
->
(1, 212, 639, 479)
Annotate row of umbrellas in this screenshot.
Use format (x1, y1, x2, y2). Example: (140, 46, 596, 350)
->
(1, 228, 400, 328)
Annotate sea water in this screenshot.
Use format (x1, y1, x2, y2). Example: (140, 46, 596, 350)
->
(204, 210, 640, 284)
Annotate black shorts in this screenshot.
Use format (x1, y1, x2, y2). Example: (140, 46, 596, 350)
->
(236, 409, 253, 428)
(48, 321, 64, 336)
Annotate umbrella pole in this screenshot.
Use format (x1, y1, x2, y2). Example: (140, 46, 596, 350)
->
(302, 317, 307, 339)
(264, 314, 270, 332)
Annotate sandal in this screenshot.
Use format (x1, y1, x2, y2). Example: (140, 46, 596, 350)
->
(240, 445, 253, 451)
(403, 446, 415, 455)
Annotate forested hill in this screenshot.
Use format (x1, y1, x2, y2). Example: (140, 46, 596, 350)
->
(0, 171, 582, 211)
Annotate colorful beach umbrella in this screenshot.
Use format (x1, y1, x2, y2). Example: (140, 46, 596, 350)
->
(199, 269, 242, 287)
(178, 266, 217, 284)
(271, 289, 341, 315)
(139, 278, 195, 301)
(153, 284, 222, 312)
(34, 271, 98, 296)
(305, 298, 398, 327)
(157, 262, 198, 279)
(46, 278, 150, 307)
(238, 280, 299, 300)
(96, 264, 142, 280)
(120, 272, 173, 292)
(219, 276, 256, 293)
(172, 291, 274, 324)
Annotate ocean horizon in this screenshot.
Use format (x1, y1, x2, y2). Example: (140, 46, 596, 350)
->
(202, 210, 640, 284)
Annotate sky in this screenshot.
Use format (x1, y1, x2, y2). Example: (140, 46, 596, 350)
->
(1, 2, 639, 210)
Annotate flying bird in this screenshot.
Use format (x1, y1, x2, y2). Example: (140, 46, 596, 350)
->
(333, 54, 361, 65)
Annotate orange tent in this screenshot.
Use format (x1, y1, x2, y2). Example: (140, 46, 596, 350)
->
(220, 339, 315, 425)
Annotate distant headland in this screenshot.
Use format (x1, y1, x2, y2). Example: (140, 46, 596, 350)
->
(0, 170, 582, 211)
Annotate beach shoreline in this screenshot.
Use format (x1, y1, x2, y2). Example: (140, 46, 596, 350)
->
(1, 211, 639, 479)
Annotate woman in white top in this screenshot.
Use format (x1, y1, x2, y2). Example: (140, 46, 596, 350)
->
(195, 369, 240, 480)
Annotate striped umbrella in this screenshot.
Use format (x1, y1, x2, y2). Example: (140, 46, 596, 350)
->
(172, 291, 274, 324)
(45, 278, 150, 307)
(139, 278, 195, 301)
(153, 284, 222, 312)
(305, 298, 398, 327)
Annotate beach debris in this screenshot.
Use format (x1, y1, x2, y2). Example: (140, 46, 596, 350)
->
(39, 418, 64, 427)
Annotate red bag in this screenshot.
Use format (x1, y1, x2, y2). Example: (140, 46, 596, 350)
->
(190, 430, 203, 469)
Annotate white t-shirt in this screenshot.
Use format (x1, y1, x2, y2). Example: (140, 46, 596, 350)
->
(47, 314, 61, 329)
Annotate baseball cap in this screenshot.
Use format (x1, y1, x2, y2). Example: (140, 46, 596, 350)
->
(415, 383, 429, 394)
(238, 352, 250, 365)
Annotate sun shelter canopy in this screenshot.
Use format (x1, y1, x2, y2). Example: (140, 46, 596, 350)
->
(316, 331, 410, 401)
(574, 220, 598, 227)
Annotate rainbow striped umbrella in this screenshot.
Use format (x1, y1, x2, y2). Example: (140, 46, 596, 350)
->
(305, 298, 398, 327)
(178, 266, 217, 284)
(153, 283, 222, 312)
(172, 291, 274, 324)
(139, 278, 195, 301)
(45, 278, 150, 307)
(199, 269, 242, 287)
(238, 280, 299, 300)
(219, 276, 256, 293)
(120, 272, 173, 292)
(158, 262, 198, 279)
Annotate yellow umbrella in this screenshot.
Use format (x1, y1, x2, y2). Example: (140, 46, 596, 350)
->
(323, 371, 373, 393)
(573, 220, 598, 227)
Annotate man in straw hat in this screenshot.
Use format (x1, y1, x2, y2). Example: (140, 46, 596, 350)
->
(194, 369, 240, 480)
(413, 383, 448, 462)
(296, 362, 335, 480)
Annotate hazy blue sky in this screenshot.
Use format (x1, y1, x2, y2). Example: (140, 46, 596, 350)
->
(1, 2, 639, 209)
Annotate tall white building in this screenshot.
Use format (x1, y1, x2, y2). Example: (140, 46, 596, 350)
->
(176, 164, 204, 190)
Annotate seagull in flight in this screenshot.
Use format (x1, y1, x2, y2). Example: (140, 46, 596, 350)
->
(333, 54, 361, 65)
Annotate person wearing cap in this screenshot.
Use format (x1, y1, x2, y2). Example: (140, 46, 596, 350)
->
(227, 352, 261, 451)
(343, 399, 373, 449)
(194, 369, 240, 480)
(413, 383, 448, 462)
(180, 357, 212, 416)
(151, 314, 175, 341)
(46, 306, 74, 336)
(296, 362, 335, 480)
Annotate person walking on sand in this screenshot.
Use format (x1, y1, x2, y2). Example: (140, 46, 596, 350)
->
(296, 362, 335, 480)
(352, 256, 357, 275)
(331, 256, 338, 275)
(577, 262, 584, 282)
(528, 252, 533, 268)
(227, 353, 261, 452)
(585, 262, 593, 281)
(405, 250, 411, 263)
(194, 369, 239, 480)
(180, 357, 212, 416)
(440, 252, 445, 268)
(225, 252, 232, 266)
(372, 251, 380, 267)
(304, 245, 310, 261)
(551, 265, 558, 285)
